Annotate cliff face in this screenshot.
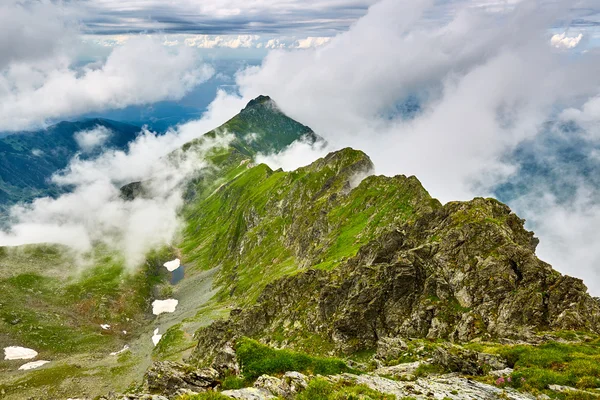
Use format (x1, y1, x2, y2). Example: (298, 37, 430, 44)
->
(186, 146, 600, 367)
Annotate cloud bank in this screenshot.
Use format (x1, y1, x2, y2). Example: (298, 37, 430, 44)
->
(221, 0, 600, 293)
(76, 0, 377, 36)
(0, 93, 245, 267)
(0, 37, 213, 131)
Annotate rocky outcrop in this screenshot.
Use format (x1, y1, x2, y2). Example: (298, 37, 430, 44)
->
(331, 373, 537, 400)
(141, 361, 219, 397)
(190, 195, 600, 365)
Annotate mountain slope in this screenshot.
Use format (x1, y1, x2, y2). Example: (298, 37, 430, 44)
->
(0, 96, 323, 399)
(2, 96, 600, 400)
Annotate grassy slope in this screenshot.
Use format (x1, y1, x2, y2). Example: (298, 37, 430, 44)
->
(0, 96, 321, 398)
(180, 148, 439, 307)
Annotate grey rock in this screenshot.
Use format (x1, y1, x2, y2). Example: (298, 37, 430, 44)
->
(253, 372, 309, 399)
(283, 371, 309, 391)
(488, 368, 514, 378)
(375, 337, 408, 362)
(142, 361, 219, 397)
(254, 375, 287, 397)
(375, 361, 421, 380)
(333, 373, 537, 400)
(221, 387, 276, 399)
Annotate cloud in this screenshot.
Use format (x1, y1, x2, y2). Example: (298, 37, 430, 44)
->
(551, 32, 584, 49)
(75, 0, 377, 36)
(0, 37, 213, 131)
(200, 0, 600, 294)
(74, 126, 113, 152)
(0, 91, 246, 267)
(255, 136, 330, 172)
(88, 34, 336, 50)
(0, 0, 76, 70)
(294, 37, 331, 49)
(509, 184, 600, 292)
(183, 35, 259, 49)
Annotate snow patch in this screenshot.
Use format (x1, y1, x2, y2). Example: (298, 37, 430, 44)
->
(4, 346, 38, 360)
(110, 345, 130, 356)
(100, 324, 111, 330)
(152, 299, 178, 315)
(19, 360, 50, 370)
(163, 258, 181, 272)
(152, 328, 162, 346)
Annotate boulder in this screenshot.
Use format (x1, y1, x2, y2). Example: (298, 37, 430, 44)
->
(142, 361, 219, 397)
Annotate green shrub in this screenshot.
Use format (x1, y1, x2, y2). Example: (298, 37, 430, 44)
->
(236, 338, 352, 380)
(483, 338, 600, 392)
(221, 374, 246, 390)
(414, 363, 446, 377)
(297, 378, 396, 400)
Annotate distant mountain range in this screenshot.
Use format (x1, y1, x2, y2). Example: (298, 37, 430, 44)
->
(0, 119, 141, 213)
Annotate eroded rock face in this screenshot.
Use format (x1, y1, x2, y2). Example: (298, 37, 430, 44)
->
(142, 361, 219, 397)
(190, 197, 600, 365)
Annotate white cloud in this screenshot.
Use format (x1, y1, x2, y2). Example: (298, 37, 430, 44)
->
(0, 37, 213, 131)
(0, 1, 76, 70)
(551, 32, 583, 49)
(294, 37, 331, 49)
(0, 95, 242, 267)
(74, 126, 113, 152)
(510, 185, 600, 293)
(201, 0, 600, 294)
(256, 136, 330, 171)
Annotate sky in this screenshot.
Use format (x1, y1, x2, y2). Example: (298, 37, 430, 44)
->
(2, 0, 600, 294)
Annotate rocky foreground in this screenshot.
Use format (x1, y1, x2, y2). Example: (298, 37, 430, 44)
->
(102, 334, 600, 399)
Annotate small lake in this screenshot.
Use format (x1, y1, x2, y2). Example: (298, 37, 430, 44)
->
(170, 264, 185, 284)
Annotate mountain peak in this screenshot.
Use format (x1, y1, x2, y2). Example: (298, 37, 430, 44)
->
(243, 95, 273, 111)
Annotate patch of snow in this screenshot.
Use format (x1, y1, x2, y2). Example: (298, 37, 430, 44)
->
(152, 298, 178, 315)
(4, 346, 38, 360)
(123, 330, 127, 334)
(152, 328, 162, 346)
(110, 345, 130, 356)
(19, 360, 50, 370)
(100, 324, 110, 330)
(163, 258, 181, 272)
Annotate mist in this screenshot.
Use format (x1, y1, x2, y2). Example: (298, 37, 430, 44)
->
(0, 94, 246, 267)
(223, 0, 600, 294)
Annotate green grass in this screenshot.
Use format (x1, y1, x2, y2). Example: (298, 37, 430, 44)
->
(221, 374, 247, 390)
(236, 338, 353, 380)
(0, 363, 86, 396)
(414, 363, 447, 377)
(153, 323, 196, 361)
(0, 245, 169, 358)
(468, 338, 600, 393)
(179, 148, 438, 310)
(297, 378, 396, 400)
